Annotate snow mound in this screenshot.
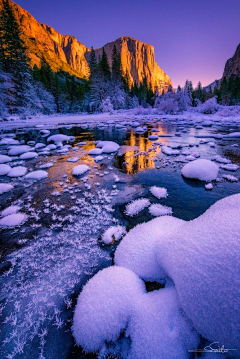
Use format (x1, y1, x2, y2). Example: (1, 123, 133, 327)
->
(125, 198, 150, 216)
(220, 164, 239, 171)
(0, 212, 28, 228)
(213, 155, 231, 164)
(39, 162, 53, 169)
(156, 194, 240, 354)
(0, 183, 14, 195)
(223, 174, 238, 182)
(67, 157, 79, 163)
(72, 164, 90, 176)
(8, 145, 31, 156)
(149, 204, 172, 217)
(181, 159, 219, 181)
(0, 164, 11, 176)
(148, 135, 159, 140)
(72, 266, 146, 352)
(115, 216, 184, 281)
(20, 152, 38, 160)
(161, 146, 180, 155)
(0, 155, 12, 164)
(8, 166, 27, 178)
(205, 183, 213, 190)
(25, 170, 48, 180)
(102, 225, 126, 244)
(96, 141, 119, 153)
(128, 288, 199, 359)
(1, 205, 21, 217)
(47, 134, 74, 147)
(88, 148, 103, 155)
(94, 155, 104, 162)
(150, 186, 168, 199)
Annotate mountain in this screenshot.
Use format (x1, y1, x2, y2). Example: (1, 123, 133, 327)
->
(222, 44, 240, 79)
(204, 79, 221, 93)
(1, 0, 172, 93)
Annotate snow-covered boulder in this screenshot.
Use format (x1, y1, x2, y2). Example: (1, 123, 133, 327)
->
(1, 205, 21, 217)
(115, 216, 184, 282)
(0, 183, 14, 195)
(161, 146, 180, 156)
(20, 152, 38, 160)
(102, 226, 126, 244)
(0, 155, 12, 164)
(72, 266, 146, 352)
(0, 164, 11, 176)
(8, 166, 27, 178)
(47, 134, 75, 147)
(88, 148, 103, 155)
(8, 145, 31, 156)
(0, 213, 28, 228)
(96, 141, 119, 154)
(25, 170, 48, 180)
(128, 288, 199, 359)
(181, 159, 219, 181)
(72, 164, 90, 176)
(156, 194, 240, 354)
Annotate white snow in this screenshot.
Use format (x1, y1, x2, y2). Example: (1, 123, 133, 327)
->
(102, 226, 126, 244)
(181, 159, 219, 181)
(72, 164, 90, 176)
(35, 143, 46, 149)
(88, 148, 103, 155)
(8, 145, 32, 156)
(39, 162, 53, 169)
(47, 134, 75, 147)
(149, 204, 173, 217)
(96, 141, 119, 153)
(150, 186, 168, 199)
(220, 164, 239, 171)
(1, 205, 21, 217)
(25, 170, 48, 180)
(125, 198, 150, 216)
(161, 146, 180, 156)
(223, 174, 238, 182)
(156, 194, 240, 354)
(94, 155, 104, 162)
(72, 266, 146, 352)
(148, 135, 159, 140)
(128, 288, 199, 359)
(0, 155, 12, 163)
(67, 157, 79, 163)
(8, 166, 28, 178)
(20, 152, 38, 160)
(0, 212, 28, 228)
(213, 155, 231, 164)
(205, 183, 213, 190)
(115, 216, 184, 282)
(0, 183, 14, 195)
(0, 164, 11, 176)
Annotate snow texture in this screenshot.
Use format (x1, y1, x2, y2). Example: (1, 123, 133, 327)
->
(125, 198, 150, 216)
(72, 165, 90, 176)
(181, 159, 219, 181)
(102, 226, 126, 244)
(150, 186, 168, 199)
(72, 266, 146, 352)
(115, 216, 184, 282)
(149, 204, 173, 217)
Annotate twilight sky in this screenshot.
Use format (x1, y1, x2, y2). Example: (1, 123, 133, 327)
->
(16, 0, 240, 88)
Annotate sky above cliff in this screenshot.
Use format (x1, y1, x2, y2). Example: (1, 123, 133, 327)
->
(17, 0, 240, 88)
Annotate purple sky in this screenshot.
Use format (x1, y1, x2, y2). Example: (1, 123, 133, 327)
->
(16, 0, 240, 88)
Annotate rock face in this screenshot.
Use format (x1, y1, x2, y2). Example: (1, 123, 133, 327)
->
(222, 44, 240, 79)
(87, 37, 172, 93)
(3, 0, 172, 92)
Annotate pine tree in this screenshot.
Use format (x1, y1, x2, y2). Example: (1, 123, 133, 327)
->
(99, 47, 111, 80)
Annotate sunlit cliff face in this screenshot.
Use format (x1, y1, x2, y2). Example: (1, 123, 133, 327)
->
(115, 123, 170, 175)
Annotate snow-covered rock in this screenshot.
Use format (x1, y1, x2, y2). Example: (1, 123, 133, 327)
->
(220, 164, 239, 171)
(0, 212, 28, 228)
(67, 157, 79, 163)
(94, 155, 104, 162)
(96, 141, 119, 153)
(205, 183, 213, 190)
(8, 166, 27, 178)
(88, 148, 103, 155)
(149, 204, 172, 217)
(0, 183, 14, 195)
(156, 194, 240, 354)
(20, 152, 38, 160)
(148, 135, 159, 141)
(8, 145, 31, 156)
(25, 170, 48, 180)
(72, 164, 90, 176)
(102, 226, 126, 244)
(128, 288, 199, 359)
(115, 216, 184, 282)
(125, 198, 150, 216)
(150, 186, 168, 199)
(0, 155, 12, 164)
(47, 134, 75, 147)
(223, 174, 238, 182)
(0, 164, 11, 176)
(72, 266, 146, 352)
(1, 205, 21, 217)
(212, 155, 231, 164)
(181, 159, 219, 181)
(161, 146, 180, 156)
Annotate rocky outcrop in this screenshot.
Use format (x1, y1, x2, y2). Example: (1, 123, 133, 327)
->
(87, 36, 172, 93)
(3, 0, 172, 92)
(222, 44, 240, 79)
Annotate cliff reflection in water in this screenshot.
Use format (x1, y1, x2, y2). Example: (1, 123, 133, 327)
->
(115, 124, 170, 174)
